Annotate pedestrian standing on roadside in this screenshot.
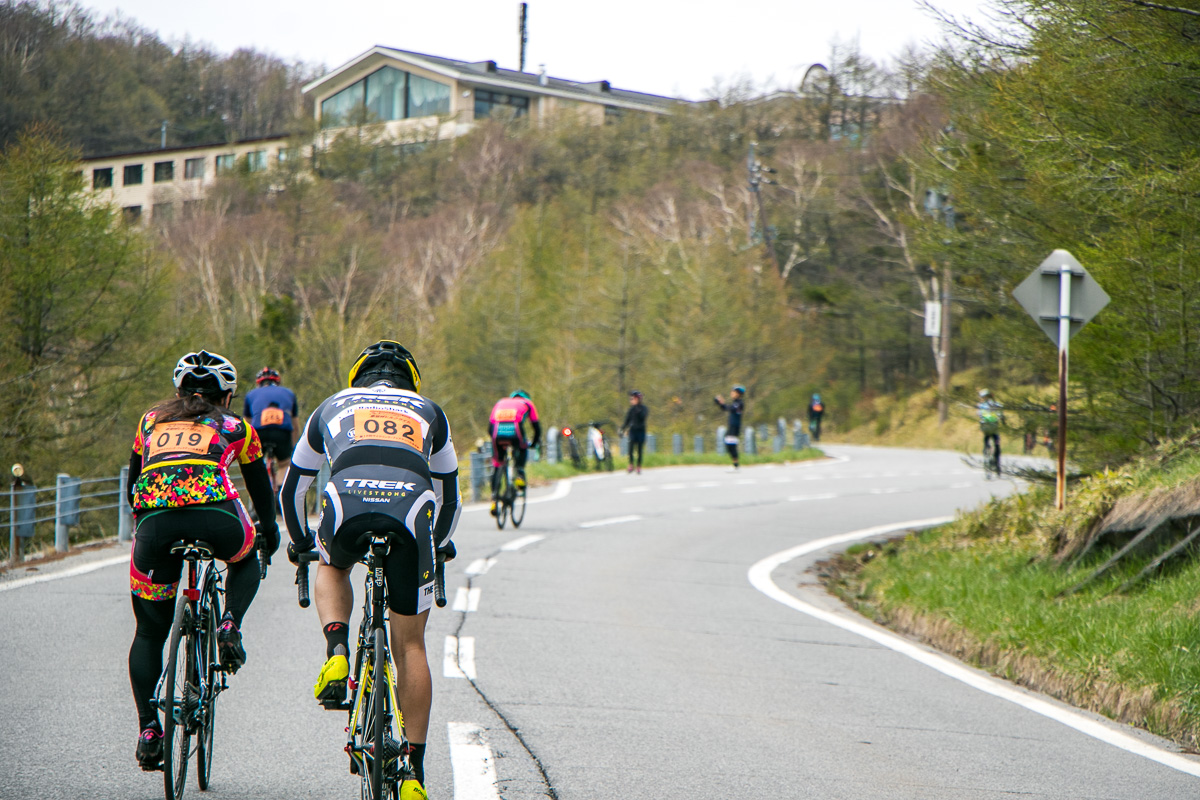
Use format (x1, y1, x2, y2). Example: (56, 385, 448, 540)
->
(714, 385, 746, 470)
(621, 390, 649, 474)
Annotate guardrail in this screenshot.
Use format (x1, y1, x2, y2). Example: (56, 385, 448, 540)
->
(3, 467, 134, 565)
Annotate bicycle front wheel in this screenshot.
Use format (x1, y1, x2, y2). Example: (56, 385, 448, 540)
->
(162, 593, 193, 800)
(195, 599, 219, 790)
(371, 627, 388, 800)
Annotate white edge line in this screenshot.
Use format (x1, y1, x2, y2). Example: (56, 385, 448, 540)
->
(447, 722, 500, 799)
(464, 477, 573, 514)
(747, 517, 1200, 778)
(0, 552, 130, 593)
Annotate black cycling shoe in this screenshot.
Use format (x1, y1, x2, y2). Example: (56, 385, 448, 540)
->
(136, 724, 164, 771)
(218, 618, 247, 673)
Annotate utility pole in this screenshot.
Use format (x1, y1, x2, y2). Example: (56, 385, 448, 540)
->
(518, 3, 528, 72)
(925, 189, 955, 425)
(747, 142, 781, 273)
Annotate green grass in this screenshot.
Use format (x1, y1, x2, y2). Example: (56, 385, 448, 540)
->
(831, 432, 1200, 747)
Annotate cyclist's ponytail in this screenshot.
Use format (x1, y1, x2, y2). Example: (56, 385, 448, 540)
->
(150, 391, 228, 423)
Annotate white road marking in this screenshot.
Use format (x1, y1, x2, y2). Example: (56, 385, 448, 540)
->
(443, 636, 477, 679)
(621, 486, 650, 494)
(448, 722, 500, 800)
(869, 487, 900, 495)
(0, 552, 129, 593)
(452, 587, 481, 612)
(789, 493, 838, 502)
(748, 518, 1200, 779)
(465, 558, 498, 576)
(662, 483, 687, 490)
(464, 477, 573, 513)
(580, 515, 643, 529)
(501, 534, 544, 551)
(697, 481, 719, 488)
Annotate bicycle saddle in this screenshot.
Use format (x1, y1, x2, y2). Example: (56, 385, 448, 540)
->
(169, 540, 216, 558)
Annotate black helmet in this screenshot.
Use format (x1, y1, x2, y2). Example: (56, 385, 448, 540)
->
(630, 390, 643, 398)
(348, 340, 421, 391)
(173, 350, 238, 396)
(255, 367, 281, 385)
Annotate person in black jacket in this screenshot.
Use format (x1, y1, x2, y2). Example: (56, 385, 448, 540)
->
(714, 385, 745, 469)
(621, 390, 649, 474)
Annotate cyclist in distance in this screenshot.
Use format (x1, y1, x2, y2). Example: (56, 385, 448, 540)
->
(243, 366, 299, 491)
(714, 385, 746, 470)
(125, 350, 279, 770)
(487, 390, 541, 516)
(978, 388, 1005, 474)
(807, 393, 825, 442)
(281, 340, 460, 794)
(620, 390, 649, 474)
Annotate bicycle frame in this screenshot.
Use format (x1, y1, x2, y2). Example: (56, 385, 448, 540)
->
(153, 552, 226, 721)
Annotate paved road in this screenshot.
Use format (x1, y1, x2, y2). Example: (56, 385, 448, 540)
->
(2, 444, 1198, 799)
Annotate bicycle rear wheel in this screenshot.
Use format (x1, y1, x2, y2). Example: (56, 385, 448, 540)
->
(511, 479, 527, 527)
(195, 598, 219, 790)
(162, 592, 193, 800)
(495, 465, 509, 530)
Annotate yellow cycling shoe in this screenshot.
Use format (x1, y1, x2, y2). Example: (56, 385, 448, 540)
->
(400, 779, 429, 800)
(514, 476, 526, 489)
(314, 654, 349, 706)
(489, 501, 498, 517)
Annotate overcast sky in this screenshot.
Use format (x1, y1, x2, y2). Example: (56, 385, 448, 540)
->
(81, 0, 993, 99)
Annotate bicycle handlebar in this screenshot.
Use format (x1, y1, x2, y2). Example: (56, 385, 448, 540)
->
(295, 551, 319, 608)
(434, 551, 447, 608)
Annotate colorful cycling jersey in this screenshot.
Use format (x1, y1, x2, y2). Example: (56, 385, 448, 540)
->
(978, 400, 1003, 432)
(130, 410, 263, 511)
(282, 384, 461, 547)
(243, 384, 299, 431)
(489, 397, 539, 442)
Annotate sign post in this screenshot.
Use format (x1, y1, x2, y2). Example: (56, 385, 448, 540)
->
(1012, 250, 1110, 509)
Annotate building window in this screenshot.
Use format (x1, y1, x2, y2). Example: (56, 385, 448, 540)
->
(153, 161, 174, 183)
(366, 66, 407, 122)
(215, 154, 235, 174)
(321, 67, 450, 127)
(152, 202, 174, 222)
(122, 205, 142, 223)
(93, 168, 113, 189)
(184, 157, 205, 179)
(123, 164, 143, 186)
(247, 151, 267, 172)
(408, 74, 451, 117)
(277, 147, 292, 164)
(475, 90, 529, 119)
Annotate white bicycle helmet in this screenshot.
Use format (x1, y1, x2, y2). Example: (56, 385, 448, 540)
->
(173, 350, 238, 395)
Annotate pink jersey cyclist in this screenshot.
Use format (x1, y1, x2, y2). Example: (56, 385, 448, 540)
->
(488, 391, 541, 511)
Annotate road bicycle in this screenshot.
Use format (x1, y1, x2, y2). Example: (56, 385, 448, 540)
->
(491, 444, 527, 530)
(296, 535, 447, 800)
(983, 434, 1001, 478)
(152, 534, 268, 800)
(561, 421, 614, 472)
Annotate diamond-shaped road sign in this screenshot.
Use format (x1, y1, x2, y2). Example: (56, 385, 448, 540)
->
(1012, 249, 1110, 347)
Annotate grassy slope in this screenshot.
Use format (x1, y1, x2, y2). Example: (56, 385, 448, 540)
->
(826, 442, 1200, 748)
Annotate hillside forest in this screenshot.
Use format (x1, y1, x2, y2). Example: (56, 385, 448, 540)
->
(2, 0, 1200, 481)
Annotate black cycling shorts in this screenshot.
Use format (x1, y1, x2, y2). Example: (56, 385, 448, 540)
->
(256, 426, 294, 461)
(130, 501, 255, 601)
(316, 469, 437, 616)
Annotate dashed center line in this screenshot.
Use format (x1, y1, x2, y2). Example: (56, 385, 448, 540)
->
(465, 558, 498, 576)
(580, 514, 643, 528)
(453, 587, 481, 612)
(447, 722, 500, 800)
(621, 486, 650, 494)
(500, 534, 544, 551)
(444, 635, 477, 679)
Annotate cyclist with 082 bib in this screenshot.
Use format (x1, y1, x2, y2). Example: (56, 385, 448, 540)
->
(487, 390, 541, 516)
(125, 351, 279, 771)
(281, 340, 460, 797)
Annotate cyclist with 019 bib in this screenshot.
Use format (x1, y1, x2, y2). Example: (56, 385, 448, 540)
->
(125, 350, 279, 771)
(487, 390, 541, 516)
(281, 340, 460, 795)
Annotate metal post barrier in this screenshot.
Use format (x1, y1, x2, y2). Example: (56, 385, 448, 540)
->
(777, 417, 787, 440)
(694, 435, 704, 454)
(546, 427, 559, 464)
(773, 435, 783, 453)
(619, 434, 629, 457)
(646, 434, 657, 454)
(758, 424, 770, 445)
(717, 426, 726, 453)
(744, 427, 757, 456)
(55, 473, 70, 552)
(672, 433, 683, 455)
(469, 451, 486, 503)
(792, 420, 805, 450)
(118, 466, 133, 542)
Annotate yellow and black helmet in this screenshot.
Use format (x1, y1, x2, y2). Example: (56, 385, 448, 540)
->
(347, 340, 422, 392)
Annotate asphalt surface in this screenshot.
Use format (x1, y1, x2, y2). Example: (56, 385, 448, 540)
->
(2, 444, 1199, 799)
